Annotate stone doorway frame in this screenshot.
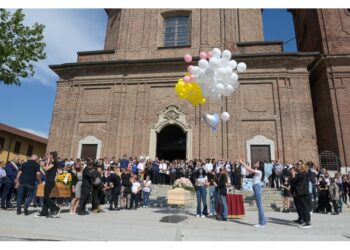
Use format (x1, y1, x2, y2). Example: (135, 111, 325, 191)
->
(149, 106, 192, 160)
(77, 135, 102, 160)
(246, 135, 275, 164)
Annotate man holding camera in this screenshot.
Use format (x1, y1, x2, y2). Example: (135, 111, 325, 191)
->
(35, 151, 61, 218)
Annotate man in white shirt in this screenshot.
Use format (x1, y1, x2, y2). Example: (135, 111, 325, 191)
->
(159, 160, 167, 185)
(137, 159, 145, 174)
(204, 159, 213, 173)
(215, 160, 223, 174)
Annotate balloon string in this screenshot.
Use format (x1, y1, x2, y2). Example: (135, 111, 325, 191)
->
(213, 129, 217, 159)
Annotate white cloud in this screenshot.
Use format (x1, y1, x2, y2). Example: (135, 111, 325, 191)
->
(19, 9, 107, 88)
(19, 128, 48, 139)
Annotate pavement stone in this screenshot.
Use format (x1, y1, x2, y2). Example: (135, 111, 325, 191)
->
(0, 205, 350, 241)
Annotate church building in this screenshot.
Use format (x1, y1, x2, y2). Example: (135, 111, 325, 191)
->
(47, 9, 350, 172)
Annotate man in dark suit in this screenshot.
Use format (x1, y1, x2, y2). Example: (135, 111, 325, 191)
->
(77, 160, 95, 215)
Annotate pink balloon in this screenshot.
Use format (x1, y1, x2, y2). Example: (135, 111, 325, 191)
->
(184, 76, 191, 83)
(200, 52, 208, 60)
(207, 51, 213, 59)
(190, 75, 195, 82)
(184, 54, 192, 63)
(187, 65, 193, 72)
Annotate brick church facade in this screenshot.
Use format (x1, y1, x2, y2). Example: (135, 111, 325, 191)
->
(47, 9, 350, 172)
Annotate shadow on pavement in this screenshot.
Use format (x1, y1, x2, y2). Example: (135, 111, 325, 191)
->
(267, 217, 297, 227)
(160, 215, 188, 223)
(229, 220, 255, 226)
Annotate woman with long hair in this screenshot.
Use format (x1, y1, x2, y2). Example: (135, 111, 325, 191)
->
(342, 175, 350, 207)
(70, 161, 82, 214)
(216, 167, 228, 221)
(195, 164, 208, 217)
(239, 159, 266, 228)
(316, 176, 332, 214)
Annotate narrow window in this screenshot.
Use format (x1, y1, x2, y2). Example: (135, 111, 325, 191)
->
(27, 145, 34, 156)
(0, 137, 5, 152)
(14, 141, 21, 154)
(164, 16, 190, 47)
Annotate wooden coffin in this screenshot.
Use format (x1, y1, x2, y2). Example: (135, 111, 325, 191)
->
(36, 182, 71, 198)
(167, 188, 193, 205)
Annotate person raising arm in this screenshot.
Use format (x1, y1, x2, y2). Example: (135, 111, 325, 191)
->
(239, 159, 266, 228)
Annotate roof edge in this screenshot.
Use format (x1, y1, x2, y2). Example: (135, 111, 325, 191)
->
(0, 123, 48, 145)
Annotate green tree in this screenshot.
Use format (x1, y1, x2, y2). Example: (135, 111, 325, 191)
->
(0, 9, 46, 86)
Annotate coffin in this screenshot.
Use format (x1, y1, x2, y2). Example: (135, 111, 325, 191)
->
(167, 188, 193, 205)
(36, 182, 71, 198)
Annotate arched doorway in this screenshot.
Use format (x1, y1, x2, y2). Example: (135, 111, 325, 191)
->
(156, 125, 186, 161)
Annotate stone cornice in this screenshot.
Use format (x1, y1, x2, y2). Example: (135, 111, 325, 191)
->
(50, 52, 319, 81)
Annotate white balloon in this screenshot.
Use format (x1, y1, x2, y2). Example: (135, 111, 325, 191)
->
(230, 73, 238, 82)
(207, 77, 215, 86)
(216, 68, 226, 78)
(225, 84, 234, 94)
(205, 67, 215, 78)
(198, 59, 209, 69)
(221, 112, 230, 121)
(233, 81, 240, 89)
(218, 58, 229, 68)
(212, 48, 221, 55)
(215, 83, 225, 94)
(222, 50, 232, 61)
(212, 48, 221, 59)
(199, 73, 208, 83)
(224, 66, 232, 77)
(237, 62, 247, 72)
(228, 60, 237, 69)
(192, 75, 200, 82)
(191, 66, 201, 75)
(209, 57, 219, 69)
(228, 73, 238, 86)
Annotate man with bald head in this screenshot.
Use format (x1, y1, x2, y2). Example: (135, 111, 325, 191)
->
(15, 154, 42, 215)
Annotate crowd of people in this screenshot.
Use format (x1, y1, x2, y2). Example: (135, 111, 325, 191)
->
(0, 153, 349, 229)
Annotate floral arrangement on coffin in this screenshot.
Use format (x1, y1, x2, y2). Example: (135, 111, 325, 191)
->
(56, 173, 72, 185)
(173, 177, 195, 193)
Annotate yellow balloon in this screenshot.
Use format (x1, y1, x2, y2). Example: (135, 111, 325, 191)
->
(176, 81, 184, 91)
(178, 92, 186, 99)
(175, 76, 207, 106)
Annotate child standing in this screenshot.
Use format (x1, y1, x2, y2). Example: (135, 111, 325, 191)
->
(142, 176, 152, 208)
(131, 176, 141, 210)
(281, 177, 291, 213)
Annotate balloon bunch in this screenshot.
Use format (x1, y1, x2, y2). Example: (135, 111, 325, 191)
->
(175, 78, 207, 106)
(177, 48, 247, 131)
(187, 48, 246, 103)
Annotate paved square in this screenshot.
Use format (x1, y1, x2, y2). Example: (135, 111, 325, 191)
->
(0, 206, 349, 241)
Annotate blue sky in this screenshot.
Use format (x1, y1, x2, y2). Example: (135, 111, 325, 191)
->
(0, 9, 296, 138)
